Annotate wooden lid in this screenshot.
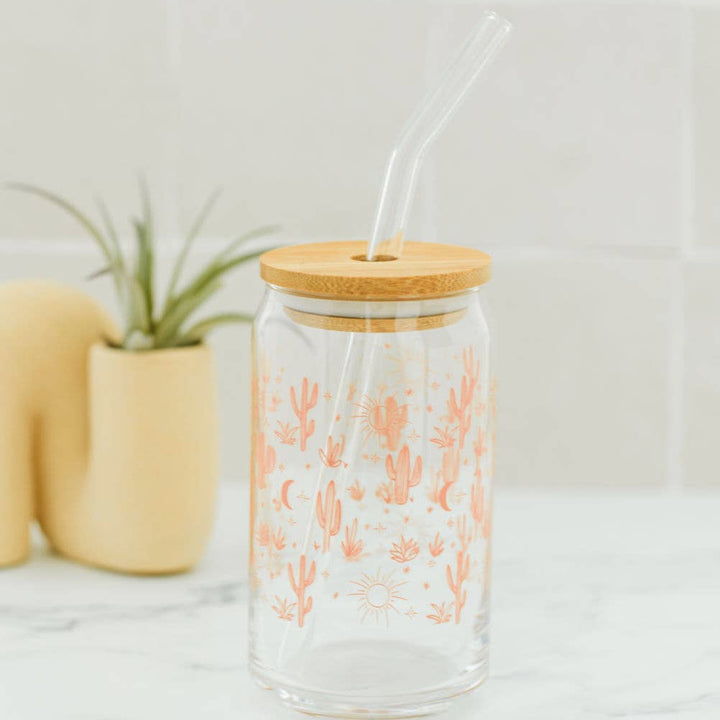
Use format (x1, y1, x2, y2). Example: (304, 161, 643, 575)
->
(259, 241, 491, 300)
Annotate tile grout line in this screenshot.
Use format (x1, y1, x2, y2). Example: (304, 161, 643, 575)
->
(665, 8, 695, 496)
(7, 237, 720, 261)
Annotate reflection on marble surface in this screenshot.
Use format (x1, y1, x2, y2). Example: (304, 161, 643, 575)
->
(0, 485, 718, 719)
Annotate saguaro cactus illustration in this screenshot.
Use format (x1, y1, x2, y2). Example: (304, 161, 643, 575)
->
(254, 432, 276, 489)
(470, 481, 485, 532)
(290, 377, 318, 451)
(447, 347, 479, 449)
(288, 554, 316, 627)
(471, 481, 491, 540)
(446, 550, 470, 624)
(316, 480, 342, 552)
(385, 445, 422, 505)
(373, 396, 407, 450)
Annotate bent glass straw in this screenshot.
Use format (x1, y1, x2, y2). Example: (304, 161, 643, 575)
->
(366, 11, 512, 261)
(277, 11, 512, 666)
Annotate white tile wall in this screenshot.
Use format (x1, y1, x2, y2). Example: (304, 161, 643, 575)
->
(683, 263, 720, 487)
(0, 1, 717, 488)
(172, 0, 432, 240)
(432, 4, 689, 250)
(491, 257, 674, 487)
(693, 8, 720, 249)
(0, 1, 176, 236)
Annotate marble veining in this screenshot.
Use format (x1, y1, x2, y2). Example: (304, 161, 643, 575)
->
(0, 485, 718, 719)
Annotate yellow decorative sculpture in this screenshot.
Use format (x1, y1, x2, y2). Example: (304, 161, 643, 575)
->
(0, 280, 217, 573)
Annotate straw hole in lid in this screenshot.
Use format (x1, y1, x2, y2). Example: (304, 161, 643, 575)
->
(351, 254, 397, 262)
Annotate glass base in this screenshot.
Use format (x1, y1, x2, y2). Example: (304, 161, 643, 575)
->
(250, 640, 488, 718)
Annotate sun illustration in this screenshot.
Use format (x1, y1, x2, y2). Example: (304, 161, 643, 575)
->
(349, 570, 406, 625)
(353, 393, 408, 449)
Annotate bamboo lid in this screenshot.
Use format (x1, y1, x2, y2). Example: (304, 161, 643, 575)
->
(259, 241, 491, 300)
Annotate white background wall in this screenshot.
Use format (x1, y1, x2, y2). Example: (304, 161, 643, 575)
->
(0, 1, 717, 489)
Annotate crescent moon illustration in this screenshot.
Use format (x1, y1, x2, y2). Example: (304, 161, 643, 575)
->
(281, 479, 294, 510)
(438, 482, 452, 512)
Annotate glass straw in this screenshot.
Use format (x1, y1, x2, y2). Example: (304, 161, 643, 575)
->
(366, 10, 512, 261)
(277, 11, 512, 667)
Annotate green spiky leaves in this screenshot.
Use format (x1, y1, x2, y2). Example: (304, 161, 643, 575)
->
(7, 181, 276, 350)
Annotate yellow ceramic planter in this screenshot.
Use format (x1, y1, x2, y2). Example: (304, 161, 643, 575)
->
(0, 280, 218, 573)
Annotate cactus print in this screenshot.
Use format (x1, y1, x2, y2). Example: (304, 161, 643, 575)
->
(250, 343, 494, 633)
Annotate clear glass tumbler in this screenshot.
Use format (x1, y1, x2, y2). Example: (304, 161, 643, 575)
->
(249, 241, 496, 718)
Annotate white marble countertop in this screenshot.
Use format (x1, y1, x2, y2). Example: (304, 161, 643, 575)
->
(0, 484, 718, 720)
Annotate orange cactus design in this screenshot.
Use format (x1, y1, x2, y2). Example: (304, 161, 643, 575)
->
(272, 596, 296, 622)
(375, 481, 394, 505)
(456, 514, 472, 551)
(319, 435, 345, 468)
(390, 535, 420, 563)
(428, 532, 445, 558)
(470, 481, 483, 527)
(272, 526, 286, 551)
(288, 554, 316, 628)
(255, 522, 271, 547)
(427, 602, 452, 624)
(347, 479, 365, 501)
(274, 420, 298, 446)
(316, 480, 342, 552)
(385, 445, 422, 505)
(471, 482, 492, 540)
(341, 518, 364, 561)
(290, 377, 318, 451)
(446, 550, 470, 624)
(441, 446, 461, 484)
(447, 347, 479, 449)
(473, 425, 487, 464)
(254, 432, 276, 489)
(355, 394, 408, 450)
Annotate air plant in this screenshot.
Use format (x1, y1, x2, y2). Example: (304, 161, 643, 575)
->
(6, 181, 277, 350)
